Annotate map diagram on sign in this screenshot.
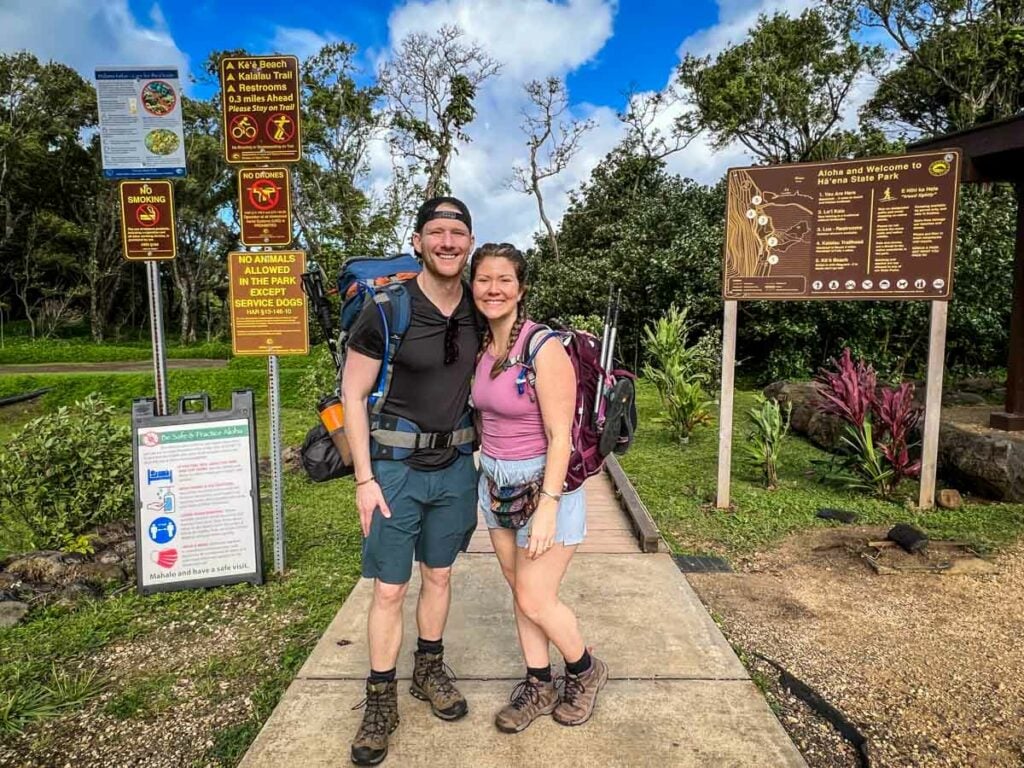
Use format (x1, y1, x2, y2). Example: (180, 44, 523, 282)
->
(726, 169, 814, 280)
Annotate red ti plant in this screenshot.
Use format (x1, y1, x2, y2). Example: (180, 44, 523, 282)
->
(814, 348, 877, 427)
(874, 383, 922, 482)
(814, 348, 922, 498)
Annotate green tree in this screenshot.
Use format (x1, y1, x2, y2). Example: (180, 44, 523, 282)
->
(0, 53, 96, 337)
(837, 0, 1024, 134)
(293, 43, 402, 275)
(675, 9, 883, 163)
(381, 25, 501, 197)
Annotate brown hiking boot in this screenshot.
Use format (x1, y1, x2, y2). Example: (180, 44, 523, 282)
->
(553, 655, 608, 726)
(494, 675, 559, 733)
(410, 650, 468, 720)
(351, 679, 399, 766)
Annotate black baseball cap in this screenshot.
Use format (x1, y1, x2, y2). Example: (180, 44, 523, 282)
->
(415, 196, 472, 233)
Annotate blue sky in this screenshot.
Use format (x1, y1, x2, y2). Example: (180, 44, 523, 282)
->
(2, 0, 842, 245)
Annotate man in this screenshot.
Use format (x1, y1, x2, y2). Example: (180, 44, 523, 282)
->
(342, 196, 481, 766)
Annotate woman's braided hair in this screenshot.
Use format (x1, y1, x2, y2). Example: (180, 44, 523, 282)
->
(470, 242, 528, 379)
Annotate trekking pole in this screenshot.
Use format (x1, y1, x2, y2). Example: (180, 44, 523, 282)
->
(301, 259, 341, 374)
(606, 289, 621, 372)
(593, 286, 614, 427)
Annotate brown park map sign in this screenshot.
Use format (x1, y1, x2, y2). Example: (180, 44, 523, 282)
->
(119, 181, 177, 260)
(220, 55, 301, 164)
(238, 167, 292, 246)
(723, 150, 961, 301)
(228, 250, 308, 356)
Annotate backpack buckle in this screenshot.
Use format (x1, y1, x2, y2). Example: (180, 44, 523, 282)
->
(417, 431, 453, 450)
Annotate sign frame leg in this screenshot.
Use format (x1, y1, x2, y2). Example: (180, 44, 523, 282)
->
(918, 300, 948, 510)
(268, 353, 286, 573)
(716, 300, 738, 509)
(146, 260, 169, 416)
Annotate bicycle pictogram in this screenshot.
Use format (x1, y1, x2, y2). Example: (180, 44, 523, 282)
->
(229, 114, 258, 145)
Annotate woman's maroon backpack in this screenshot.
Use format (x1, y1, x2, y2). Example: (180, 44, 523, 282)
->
(516, 325, 636, 492)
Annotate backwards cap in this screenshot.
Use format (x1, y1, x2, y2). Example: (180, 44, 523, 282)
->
(415, 196, 472, 233)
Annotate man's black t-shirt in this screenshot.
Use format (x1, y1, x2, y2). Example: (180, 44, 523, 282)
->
(347, 277, 480, 470)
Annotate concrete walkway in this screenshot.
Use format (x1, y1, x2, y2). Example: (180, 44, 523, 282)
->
(240, 474, 807, 768)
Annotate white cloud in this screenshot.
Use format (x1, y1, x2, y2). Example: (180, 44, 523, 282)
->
(0, 0, 190, 87)
(270, 26, 345, 61)
(387, 0, 615, 81)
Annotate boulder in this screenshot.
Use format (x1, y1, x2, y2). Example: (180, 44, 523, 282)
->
(762, 381, 847, 451)
(4, 551, 67, 584)
(937, 488, 963, 509)
(0, 599, 29, 628)
(937, 422, 1024, 502)
(69, 563, 127, 586)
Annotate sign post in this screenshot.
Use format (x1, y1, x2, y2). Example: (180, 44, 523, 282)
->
(219, 55, 301, 165)
(718, 150, 962, 509)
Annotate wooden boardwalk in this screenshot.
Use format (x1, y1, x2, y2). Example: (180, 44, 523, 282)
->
(466, 470, 641, 554)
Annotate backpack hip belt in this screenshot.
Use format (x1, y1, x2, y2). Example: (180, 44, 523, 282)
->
(369, 410, 476, 461)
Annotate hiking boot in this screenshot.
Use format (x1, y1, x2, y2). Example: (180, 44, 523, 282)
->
(410, 650, 468, 720)
(494, 675, 559, 733)
(351, 679, 399, 766)
(553, 655, 608, 726)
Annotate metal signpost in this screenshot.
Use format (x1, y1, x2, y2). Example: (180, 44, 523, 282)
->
(220, 54, 303, 573)
(717, 150, 962, 510)
(99, 66, 186, 417)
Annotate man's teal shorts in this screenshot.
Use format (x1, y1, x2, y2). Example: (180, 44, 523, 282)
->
(362, 453, 478, 584)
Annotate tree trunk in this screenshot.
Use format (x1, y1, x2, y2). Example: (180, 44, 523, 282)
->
(533, 176, 559, 261)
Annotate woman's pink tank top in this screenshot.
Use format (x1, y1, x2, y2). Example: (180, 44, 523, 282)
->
(472, 320, 548, 460)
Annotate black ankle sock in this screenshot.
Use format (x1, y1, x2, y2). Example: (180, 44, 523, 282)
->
(527, 665, 552, 682)
(368, 667, 396, 683)
(417, 637, 443, 655)
(566, 649, 592, 676)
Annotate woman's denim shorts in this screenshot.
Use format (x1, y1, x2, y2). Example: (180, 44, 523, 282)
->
(477, 452, 587, 549)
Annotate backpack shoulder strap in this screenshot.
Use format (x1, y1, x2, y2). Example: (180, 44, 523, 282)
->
(369, 282, 413, 414)
(515, 324, 564, 395)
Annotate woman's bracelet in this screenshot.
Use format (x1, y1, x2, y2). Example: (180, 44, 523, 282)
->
(355, 476, 376, 487)
(539, 489, 562, 502)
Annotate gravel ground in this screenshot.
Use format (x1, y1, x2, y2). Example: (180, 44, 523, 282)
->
(689, 526, 1024, 768)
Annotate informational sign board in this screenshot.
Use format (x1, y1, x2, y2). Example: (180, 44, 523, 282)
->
(132, 391, 263, 595)
(723, 150, 961, 301)
(228, 250, 309, 355)
(238, 167, 293, 246)
(96, 67, 187, 179)
(219, 55, 301, 164)
(118, 181, 177, 260)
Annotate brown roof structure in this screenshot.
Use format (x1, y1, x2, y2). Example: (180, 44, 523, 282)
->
(911, 115, 1024, 430)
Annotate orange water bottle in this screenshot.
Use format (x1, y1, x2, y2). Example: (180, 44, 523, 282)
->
(317, 394, 352, 467)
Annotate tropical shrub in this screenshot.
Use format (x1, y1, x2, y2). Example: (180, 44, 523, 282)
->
(814, 349, 922, 498)
(0, 394, 132, 552)
(743, 395, 791, 489)
(642, 306, 715, 443)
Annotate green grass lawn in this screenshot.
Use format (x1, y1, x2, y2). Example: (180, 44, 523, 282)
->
(0, 401, 363, 764)
(0, 338, 232, 364)
(618, 381, 1024, 558)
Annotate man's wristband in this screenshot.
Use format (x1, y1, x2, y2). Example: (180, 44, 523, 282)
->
(539, 489, 562, 502)
(355, 476, 376, 487)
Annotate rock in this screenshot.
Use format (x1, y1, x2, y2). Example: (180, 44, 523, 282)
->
(937, 423, 1024, 502)
(763, 381, 847, 451)
(0, 599, 29, 628)
(54, 582, 101, 607)
(69, 563, 127, 586)
(937, 489, 963, 509)
(90, 519, 135, 547)
(943, 392, 986, 406)
(111, 539, 137, 561)
(0, 572, 21, 590)
(96, 549, 123, 565)
(4, 551, 67, 584)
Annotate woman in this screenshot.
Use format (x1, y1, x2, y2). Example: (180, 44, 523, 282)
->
(470, 242, 607, 733)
